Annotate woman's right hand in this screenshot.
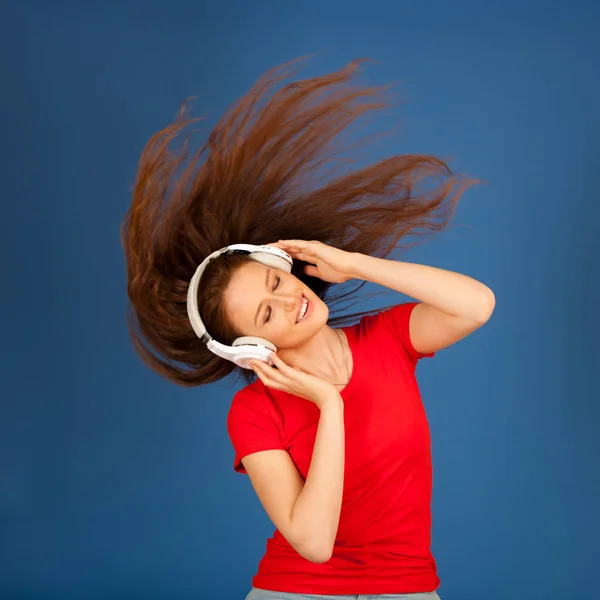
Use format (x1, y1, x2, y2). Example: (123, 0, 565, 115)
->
(248, 354, 341, 410)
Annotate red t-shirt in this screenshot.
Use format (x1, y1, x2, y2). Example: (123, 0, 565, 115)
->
(227, 302, 438, 595)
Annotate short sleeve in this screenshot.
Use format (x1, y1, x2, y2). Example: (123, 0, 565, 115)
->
(226, 388, 286, 474)
(380, 302, 435, 364)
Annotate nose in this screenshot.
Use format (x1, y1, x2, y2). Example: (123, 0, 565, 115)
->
(271, 291, 299, 314)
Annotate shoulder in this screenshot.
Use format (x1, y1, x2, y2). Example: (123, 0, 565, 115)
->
(352, 302, 432, 363)
(227, 380, 288, 474)
(353, 301, 417, 339)
(227, 379, 284, 430)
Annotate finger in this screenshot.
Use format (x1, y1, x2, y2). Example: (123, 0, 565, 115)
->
(289, 250, 313, 262)
(275, 242, 298, 254)
(250, 359, 272, 373)
(249, 364, 265, 383)
(270, 355, 308, 380)
(278, 240, 315, 253)
(269, 354, 292, 374)
(250, 361, 280, 387)
(249, 360, 269, 375)
(277, 244, 317, 262)
(304, 265, 320, 278)
(255, 357, 287, 382)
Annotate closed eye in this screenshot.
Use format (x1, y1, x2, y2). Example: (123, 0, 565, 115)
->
(264, 275, 281, 324)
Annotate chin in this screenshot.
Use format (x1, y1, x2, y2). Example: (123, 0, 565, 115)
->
(306, 302, 329, 336)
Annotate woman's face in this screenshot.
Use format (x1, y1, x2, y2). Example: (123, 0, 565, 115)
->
(223, 260, 328, 349)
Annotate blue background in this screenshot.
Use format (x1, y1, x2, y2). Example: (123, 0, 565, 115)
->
(2, 1, 599, 599)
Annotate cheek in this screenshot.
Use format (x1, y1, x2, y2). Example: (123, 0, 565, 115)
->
(312, 298, 329, 325)
(265, 298, 328, 344)
(267, 318, 303, 346)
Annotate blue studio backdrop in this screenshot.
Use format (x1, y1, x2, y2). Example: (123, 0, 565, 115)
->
(1, 1, 599, 599)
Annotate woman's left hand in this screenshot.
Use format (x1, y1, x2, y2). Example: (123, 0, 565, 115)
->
(269, 240, 355, 284)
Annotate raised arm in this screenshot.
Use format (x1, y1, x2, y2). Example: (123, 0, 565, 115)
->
(350, 254, 495, 354)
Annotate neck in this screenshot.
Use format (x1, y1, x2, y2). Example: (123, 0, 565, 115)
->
(276, 325, 346, 383)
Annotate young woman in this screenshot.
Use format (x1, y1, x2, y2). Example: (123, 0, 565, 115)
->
(122, 58, 494, 600)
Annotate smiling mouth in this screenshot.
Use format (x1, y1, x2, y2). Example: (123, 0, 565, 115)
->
(296, 293, 310, 324)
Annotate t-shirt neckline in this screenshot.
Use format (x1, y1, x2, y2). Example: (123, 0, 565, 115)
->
(338, 324, 357, 395)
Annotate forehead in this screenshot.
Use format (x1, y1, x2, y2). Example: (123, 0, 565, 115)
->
(225, 260, 267, 316)
(230, 259, 266, 289)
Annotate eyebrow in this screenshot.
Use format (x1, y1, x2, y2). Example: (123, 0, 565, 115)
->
(254, 268, 271, 328)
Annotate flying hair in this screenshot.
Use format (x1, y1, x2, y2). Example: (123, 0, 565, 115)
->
(121, 57, 475, 387)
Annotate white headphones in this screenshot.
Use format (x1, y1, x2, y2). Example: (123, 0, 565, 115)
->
(186, 243, 293, 369)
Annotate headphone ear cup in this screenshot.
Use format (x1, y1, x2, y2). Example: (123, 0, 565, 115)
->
(248, 252, 292, 273)
(230, 336, 277, 369)
(232, 336, 277, 353)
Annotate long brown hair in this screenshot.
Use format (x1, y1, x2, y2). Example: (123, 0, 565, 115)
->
(121, 57, 474, 388)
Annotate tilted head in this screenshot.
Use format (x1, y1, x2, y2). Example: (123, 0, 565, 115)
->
(222, 259, 329, 350)
(198, 253, 328, 355)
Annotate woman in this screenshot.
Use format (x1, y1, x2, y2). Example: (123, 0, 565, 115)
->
(122, 58, 495, 599)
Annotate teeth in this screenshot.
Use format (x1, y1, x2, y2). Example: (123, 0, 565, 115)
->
(297, 297, 308, 323)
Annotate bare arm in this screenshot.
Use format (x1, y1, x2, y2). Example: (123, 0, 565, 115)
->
(242, 393, 344, 563)
(349, 254, 495, 354)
